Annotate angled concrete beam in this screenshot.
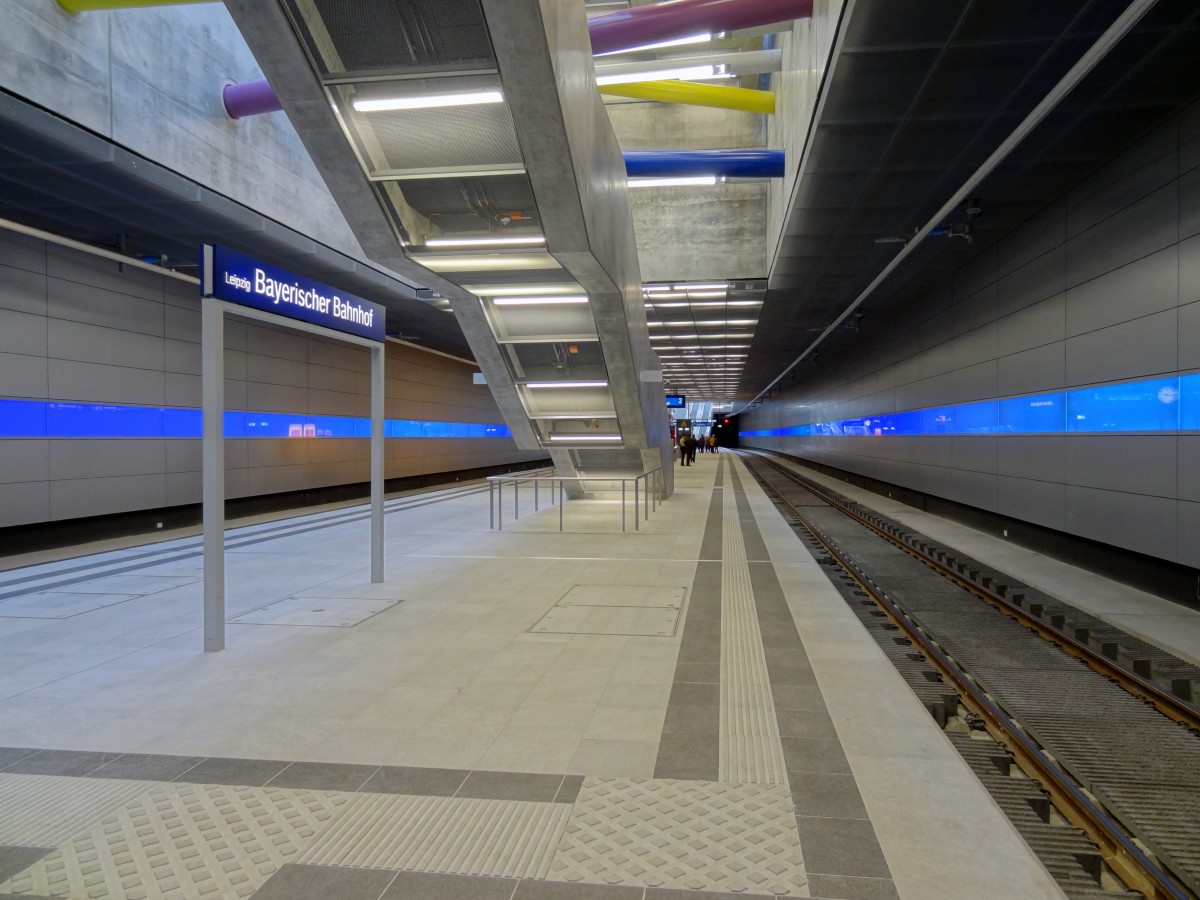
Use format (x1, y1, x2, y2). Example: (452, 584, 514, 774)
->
(58, 0, 210, 11)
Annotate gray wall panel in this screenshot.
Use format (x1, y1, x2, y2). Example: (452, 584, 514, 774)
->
(1065, 184, 1178, 288)
(997, 476, 1065, 531)
(0, 480, 50, 528)
(995, 247, 1066, 318)
(1179, 500, 1200, 568)
(0, 307, 48, 357)
(0, 263, 48, 316)
(995, 293, 1064, 357)
(1180, 303, 1200, 373)
(1064, 309, 1178, 386)
(1062, 435, 1177, 498)
(0, 231, 47, 274)
(997, 436, 1067, 483)
(50, 473, 167, 521)
(49, 439, 165, 481)
(996, 343, 1065, 396)
(48, 319, 165, 371)
(998, 200, 1065, 276)
(48, 359, 165, 406)
(1064, 486, 1177, 561)
(1064, 246, 1178, 337)
(0, 353, 49, 398)
(1178, 436, 1200, 502)
(1181, 166, 1200, 240)
(0, 440, 50, 484)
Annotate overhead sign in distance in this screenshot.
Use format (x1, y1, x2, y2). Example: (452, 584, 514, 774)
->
(665, 394, 686, 408)
(202, 244, 386, 342)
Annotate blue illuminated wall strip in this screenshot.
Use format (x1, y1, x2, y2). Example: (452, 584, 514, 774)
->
(0, 401, 512, 439)
(742, 374, 1200, 438)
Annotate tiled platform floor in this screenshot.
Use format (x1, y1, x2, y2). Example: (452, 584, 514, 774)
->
(0, 456, 1068, 898)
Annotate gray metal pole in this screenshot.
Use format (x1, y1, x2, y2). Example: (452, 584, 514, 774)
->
(201, 297, 225, 652)
(559, 480, 563, 531)
(534, 478, 539, 511)
(370, 345, 384, 583)
(622, 480, 626, 532)
(514, 478, 519, 520)
(489, 480, 494, 529)
(498, 481, 503, 531)
(635, 478, 640, 532)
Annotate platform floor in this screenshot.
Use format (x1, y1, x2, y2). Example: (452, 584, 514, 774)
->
(0, 452, 1069, 899)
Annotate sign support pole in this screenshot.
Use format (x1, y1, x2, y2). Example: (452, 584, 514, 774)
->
(370, 345, 385, 583)
(201, 295, 225, 652)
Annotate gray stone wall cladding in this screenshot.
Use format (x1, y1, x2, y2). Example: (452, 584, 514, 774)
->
(0, 232, 541, 528)
(743, 100, 1200, 568)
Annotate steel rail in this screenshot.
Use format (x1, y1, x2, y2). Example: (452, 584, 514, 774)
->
(744, 458, 1190, 899)
(746, 451, 1200, 730)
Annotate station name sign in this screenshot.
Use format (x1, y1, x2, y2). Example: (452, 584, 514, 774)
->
(202, 245, 385, 342)
(665, 394, 686, 409)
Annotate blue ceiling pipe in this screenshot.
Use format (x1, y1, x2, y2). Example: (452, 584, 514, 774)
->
(624, 149, 785, 178)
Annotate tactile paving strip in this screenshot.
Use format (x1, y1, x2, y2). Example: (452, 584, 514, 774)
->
(0, 782, 352, 899)
(0, 774, 153, 846)
(720, 477, 787, 785)
(547, 776, 807, 895)
(298, 793, 571, 879)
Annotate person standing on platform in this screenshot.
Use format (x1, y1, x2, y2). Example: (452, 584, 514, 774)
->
(688, 434, 698, 465)
(679, 435, 689, 467)
(708, 434, 717, 453)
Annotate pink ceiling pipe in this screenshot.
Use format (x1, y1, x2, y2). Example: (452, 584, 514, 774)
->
(223, 80, 283, 119)
(588, 0, 813, 56)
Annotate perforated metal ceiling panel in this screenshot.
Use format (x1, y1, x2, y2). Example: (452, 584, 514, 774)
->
(287, 0, 496, 75)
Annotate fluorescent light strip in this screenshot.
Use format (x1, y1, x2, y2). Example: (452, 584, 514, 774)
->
(594, 32, 712, 56)
(354, 90, 504, 112)
(547, 434, 623, 441)
(596, 64, 722, 86)
(675, 282, 728, 290)
(426, 235, 545, 248)
(468, 283, 582, 296)
(524, 381, 608, 389)
(492, 295, 588, 305)
(629, 176, 718, 188)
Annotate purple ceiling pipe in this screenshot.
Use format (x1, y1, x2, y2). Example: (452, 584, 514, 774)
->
(223, 80, 283, 119)
(588, 0, 813, 56)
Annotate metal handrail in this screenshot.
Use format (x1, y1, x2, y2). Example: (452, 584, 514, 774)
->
(487, 469, 664, 532)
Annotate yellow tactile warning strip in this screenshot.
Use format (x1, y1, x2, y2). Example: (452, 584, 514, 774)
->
(719, 463, 788, 784)
(0, 782, 351, 899)
(298, 792, 571, 878)
(0, 773, 152, 847)
(546, 776, 808, 895)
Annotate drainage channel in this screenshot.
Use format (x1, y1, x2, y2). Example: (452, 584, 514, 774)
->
(739, 451, 1200, 900)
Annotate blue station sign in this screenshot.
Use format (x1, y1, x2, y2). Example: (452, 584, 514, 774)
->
(202, 244, 386, 342)
(665, 394, 686, 409)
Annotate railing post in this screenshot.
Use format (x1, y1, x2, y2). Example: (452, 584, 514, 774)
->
(535, 478, 539, 511)
(622, 479, 626, 532)
(489, 480, 494, 530)
(635, 478, 640, 531)
(498, 481, 503, 531)
(514, 478, 519, 520)
(559, 479, 564, 531)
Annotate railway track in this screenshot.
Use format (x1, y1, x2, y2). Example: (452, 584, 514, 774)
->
(738, 449, 1200, 900)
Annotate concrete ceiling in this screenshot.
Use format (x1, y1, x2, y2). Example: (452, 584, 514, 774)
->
(742, 0, 1200, 403)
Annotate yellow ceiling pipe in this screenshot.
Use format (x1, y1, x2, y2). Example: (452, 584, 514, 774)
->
(599, 80, 775, 115)
(58, 0, 213, 12)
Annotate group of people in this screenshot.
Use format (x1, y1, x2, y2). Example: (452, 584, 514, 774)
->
(677, 433, 717, 466)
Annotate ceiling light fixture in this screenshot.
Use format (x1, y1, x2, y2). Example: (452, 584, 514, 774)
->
(524, 381, 609, 389)
(594, 32, 712, 56)
(547, 434, 623, 441)
(354, 90, 504, 112)
(596, 64, 725, 86)
(675, 282, 728, 290)
(425, 235, 545, 248)
(468, 283, 582, 296)
(492, 295, 589, 305)
(629, 176, 718, 188)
